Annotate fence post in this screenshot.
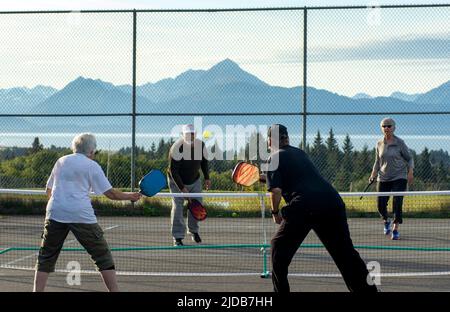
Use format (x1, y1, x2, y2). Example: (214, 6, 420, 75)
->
(302, 7, 308, 152)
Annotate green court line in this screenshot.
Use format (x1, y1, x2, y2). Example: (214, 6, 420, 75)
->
(304, 244, 450, 252)
(2, 244, 450, 254)
(0, 248, 13, 255)
(353, 245, 450, 252)
(0, 244, 267, 253)
(2, 244, 447, 279)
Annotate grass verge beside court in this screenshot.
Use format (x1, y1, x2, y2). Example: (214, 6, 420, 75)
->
(1, 193, 449, 218)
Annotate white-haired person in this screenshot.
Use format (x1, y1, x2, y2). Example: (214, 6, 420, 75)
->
(370, 118, 414, 240)
(33, 133, 141, 292)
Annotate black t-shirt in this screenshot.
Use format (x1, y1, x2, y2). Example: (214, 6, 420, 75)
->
(266, 145, 344, 213)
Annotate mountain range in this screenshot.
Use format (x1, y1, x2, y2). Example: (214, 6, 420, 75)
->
(0, 85, 57, 114)
(0, 59, 449, 138)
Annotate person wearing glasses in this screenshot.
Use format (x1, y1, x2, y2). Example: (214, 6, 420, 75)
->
(370, 118, 414, 240)
(34, 133, 141, 292)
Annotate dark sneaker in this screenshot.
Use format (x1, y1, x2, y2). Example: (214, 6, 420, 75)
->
(174, 238, 184, 246)
(191, 233, 202, 243)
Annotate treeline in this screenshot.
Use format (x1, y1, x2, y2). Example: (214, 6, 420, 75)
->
(1, 130, 449, 191)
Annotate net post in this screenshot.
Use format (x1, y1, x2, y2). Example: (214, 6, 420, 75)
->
(259, 193, 270, 278)
(131, 9, 137, 194)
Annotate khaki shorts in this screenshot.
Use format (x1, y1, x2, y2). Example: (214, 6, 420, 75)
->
(36, 219, 115, 273)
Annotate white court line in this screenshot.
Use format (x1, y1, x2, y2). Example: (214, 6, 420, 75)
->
(103, 225, 121, 231)
(290, 272, 450, 278)
(0, 266, 261, 276)
(2, 265, 450, 278)
(0, 225, 120, 267)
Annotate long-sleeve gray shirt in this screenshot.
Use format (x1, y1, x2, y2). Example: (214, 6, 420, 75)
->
(372, 135, 414, 182)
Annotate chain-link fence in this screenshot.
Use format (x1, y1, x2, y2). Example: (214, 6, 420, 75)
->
(0, 5, 449, 192)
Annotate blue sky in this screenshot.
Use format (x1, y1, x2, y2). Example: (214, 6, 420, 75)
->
(0, 0, 449, 96)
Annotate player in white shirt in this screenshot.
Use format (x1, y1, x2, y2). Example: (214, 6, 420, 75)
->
(33, 133, 141, 292)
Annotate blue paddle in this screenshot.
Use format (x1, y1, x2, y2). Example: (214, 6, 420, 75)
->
(138, 169, 167, 197)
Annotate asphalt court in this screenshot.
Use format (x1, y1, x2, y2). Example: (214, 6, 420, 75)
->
(1, 216, 449, 291)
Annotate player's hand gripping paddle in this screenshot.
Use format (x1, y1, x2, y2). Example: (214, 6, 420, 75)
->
(232, 162, 266, 187)
(138, 169, 167, 197)
(360, 178, 375, 200)
(167, 171, 207, 221)
(187, 198, 207, 221)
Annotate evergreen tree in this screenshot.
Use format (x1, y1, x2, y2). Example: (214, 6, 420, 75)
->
(335, 134, 354, 191)
(29, 137, 44, 155)
(155, 139, 166, 159)
(354, 144, 373, 180)
(149, 142, 157, 158)
(416, 147, 433, 184)
(299, 140, 310, 154)
(310, 130, 327, 177)
(324, 128, 340, 183)
(433, 160, 448, 189)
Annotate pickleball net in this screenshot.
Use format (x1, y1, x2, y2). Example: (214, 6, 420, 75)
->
(1, 189, 449, 278)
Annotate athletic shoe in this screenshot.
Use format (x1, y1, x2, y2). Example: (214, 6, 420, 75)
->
(391, 230, 400, 240)
(191, 233, 202, 243)
(383, 220, 391, 235)
(174, 238, 184, 246)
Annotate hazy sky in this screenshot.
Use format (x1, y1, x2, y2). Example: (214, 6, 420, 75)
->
(0, 0, 449, 97)
(1, 1, 449, 10)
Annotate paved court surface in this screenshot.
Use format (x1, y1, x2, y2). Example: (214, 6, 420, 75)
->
(1, 269, 450, 292)
(1, 216, 449, 292)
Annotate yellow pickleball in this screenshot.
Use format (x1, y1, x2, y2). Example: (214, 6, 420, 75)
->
(203, 130, 213, 140)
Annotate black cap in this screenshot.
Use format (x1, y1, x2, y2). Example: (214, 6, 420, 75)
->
(268, 124, 289, 139)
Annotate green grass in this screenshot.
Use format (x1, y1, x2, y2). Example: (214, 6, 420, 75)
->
(344, 195, 450, 218)
(1, 193, 449, 218)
